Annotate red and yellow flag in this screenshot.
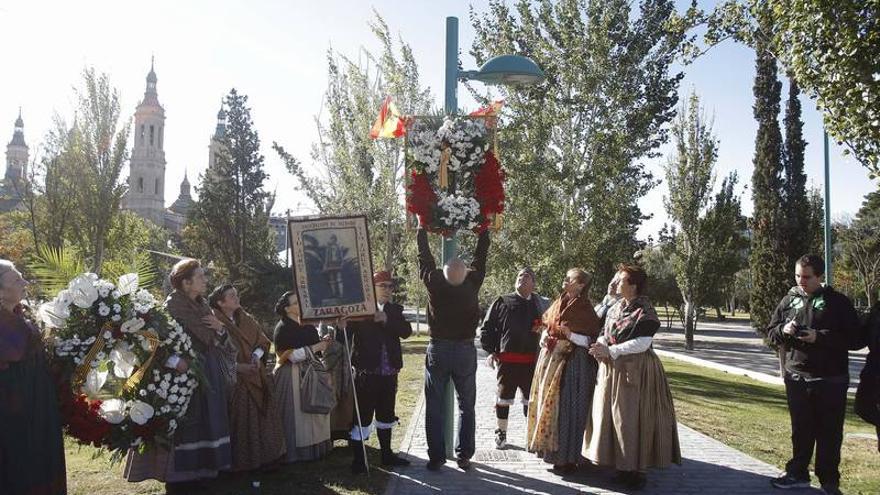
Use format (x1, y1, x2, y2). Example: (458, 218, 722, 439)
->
(469, 100, 504, 117)
(369, 96, 406, 139)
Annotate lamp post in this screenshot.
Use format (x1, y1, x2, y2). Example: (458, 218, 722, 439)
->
(439, 15, 544, 459)
(823, 130, 832, 286)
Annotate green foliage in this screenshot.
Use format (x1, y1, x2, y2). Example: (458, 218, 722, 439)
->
(749, 12, 790, 334)
(470, 0, 700, 298)
(662, 92, 747, 348)
(840, 189, 880, 307)
(27, 245, 86, 296)
(781, 78, 812, 270)
(274, 11, 432, 278)
(705, 1, 880, 177)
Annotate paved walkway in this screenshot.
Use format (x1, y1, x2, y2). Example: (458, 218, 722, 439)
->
(384, 345, 805, 495)
(650, 319, 867, 391)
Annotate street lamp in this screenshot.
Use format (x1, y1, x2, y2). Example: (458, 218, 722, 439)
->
(823, 130, 832, 286)
(439, 15, 545, 459)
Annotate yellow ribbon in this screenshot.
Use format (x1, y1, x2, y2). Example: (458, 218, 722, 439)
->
(439, 146, 451, 189)
(70, 324, 162, 394)
(124, 329, 160, 392)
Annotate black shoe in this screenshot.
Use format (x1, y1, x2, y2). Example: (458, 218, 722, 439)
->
(377, 428, 410, 467)
(456, 458, 472, 470)
(382, 452, 411, 467)
(426, 459, 445, 471)
(821, 486, 844, 495)
(770, 473, 811, 489)
(552, 464, 576, 475)
(611, 471, 633, 485)
(349, 439, 368, 474)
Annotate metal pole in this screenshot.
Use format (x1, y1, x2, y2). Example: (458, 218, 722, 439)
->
(823, 130, 833, 286)
(342, 324, 370, 474)
(441, 15, 459, 460)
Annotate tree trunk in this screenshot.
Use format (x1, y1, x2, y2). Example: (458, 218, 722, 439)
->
(684, 300, 696, 351)
(92, 235, 105, 276)
(715, 306, 723, 319)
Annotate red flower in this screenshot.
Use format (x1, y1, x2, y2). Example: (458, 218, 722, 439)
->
(473, 151, 506, 233)
(406, 170, 437, 227)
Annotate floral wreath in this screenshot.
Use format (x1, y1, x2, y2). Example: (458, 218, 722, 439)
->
(40, 273, 200, 459)
(405, 115, 505, 235)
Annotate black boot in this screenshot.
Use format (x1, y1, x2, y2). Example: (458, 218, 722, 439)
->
(378, 428, 410, 467)
(350, 439, 368, 474)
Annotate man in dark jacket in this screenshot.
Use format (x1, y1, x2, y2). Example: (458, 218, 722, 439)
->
(340, 271, 412, 473)
(766, 255, 860, 495)
(855, 303, 880, 453)
(418, 225, 490, 471)
(480, 267, 547, 449)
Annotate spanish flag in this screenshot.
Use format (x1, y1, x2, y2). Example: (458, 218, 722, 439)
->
(369, 96, 406, 139)
(469, 100, 504, 117)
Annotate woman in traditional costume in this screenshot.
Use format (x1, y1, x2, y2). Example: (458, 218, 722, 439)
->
(526, 268, 600, 473)
(125, 259, 235, 494)
(0, 260, 67, 495)
(209, 284, 285, 472)
(272, 290, 333, 462)
(585, 264, 681, 490)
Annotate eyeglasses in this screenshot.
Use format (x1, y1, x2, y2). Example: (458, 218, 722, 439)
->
(376, 283, 394, 289)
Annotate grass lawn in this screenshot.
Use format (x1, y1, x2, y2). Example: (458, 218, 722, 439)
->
(661, 356, 879, 495)
(64, 334, 430, 495)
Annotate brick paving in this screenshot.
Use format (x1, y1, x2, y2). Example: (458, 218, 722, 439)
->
(383, 342, 812, 495)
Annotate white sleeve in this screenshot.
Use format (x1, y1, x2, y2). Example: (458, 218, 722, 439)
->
(252, 348, 265, 360)
(289, 348, 308, 363)
(164, 355, 181, 369)
(597, 335, 608, 346)
(568, 333, 591, 347)
(609, 336, 653, 360)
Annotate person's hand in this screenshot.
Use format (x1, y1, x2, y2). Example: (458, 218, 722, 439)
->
(783, 320, 798, 336)
(589, 341, 611, 360)
(313, 339, 331, 353)
(336, 315, 349, 330)
(202, 315, 225, 333)
(175, 358, 189, 373)
(797, 328, 817, 344)
(374, 311, 388, 324)
(485, 353, 498, 369)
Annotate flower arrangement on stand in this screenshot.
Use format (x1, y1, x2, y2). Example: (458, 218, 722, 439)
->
(405, 115, 505, 235)
(40, 273, 200, 461)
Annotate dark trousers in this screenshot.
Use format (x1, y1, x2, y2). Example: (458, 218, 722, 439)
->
(784, 375, 848, 486)
(424, 339, 477, 462)
(496, 362, 535, 420)
(353, 373, 399, 429)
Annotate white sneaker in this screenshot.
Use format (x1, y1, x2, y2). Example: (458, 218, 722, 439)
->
(494, 428, 507, 449)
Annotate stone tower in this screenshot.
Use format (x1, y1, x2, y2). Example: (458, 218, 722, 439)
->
(207, 103, 227, 176)
(5, 108, 28, 184)
(125, 58, 167, 225)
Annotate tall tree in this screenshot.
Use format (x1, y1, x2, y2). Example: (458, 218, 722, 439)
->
(706, 1, 880, 176)
(274, 12, 432, 275)
(663, 92, 746, 349)
(749, 11, 790, 334)
(67, 68, 131, 274)
(840, 189, 880, 307)
(470, 0, 701, 296)
(186, 89, 275, 282)
(781, 77, 810, 268)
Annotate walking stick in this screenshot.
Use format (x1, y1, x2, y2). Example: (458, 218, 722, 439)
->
(341, 323, 370, 475)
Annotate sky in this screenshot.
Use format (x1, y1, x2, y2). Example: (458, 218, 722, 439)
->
(0, 0, 875, 241)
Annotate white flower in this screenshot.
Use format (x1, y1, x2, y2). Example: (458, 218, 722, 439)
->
(113, 304, 121, 313)
(98, 399, 126, 424)
(98, 303, 111, 316)
(168, 394, 179, 404)
(156, 389, 168, 399)
(110, 343, 140, 379)
(69, 274, 100, 308)
(147, 384, 156, 391)
(179, 387, 188, 395)
(103, 331, 112, 340)
(111, 314, 121, 322)
(168, 419, 177, 430)
(116, 273, 139, 296)
(131, 437, 143, 447)
(121, 318, 146, 334)
(139, 389, 147, 397)
(128, 400, 155, 425)
(170, 384, 179, 394)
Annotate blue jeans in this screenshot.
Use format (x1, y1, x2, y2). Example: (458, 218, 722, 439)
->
(424, 339, 477, 462)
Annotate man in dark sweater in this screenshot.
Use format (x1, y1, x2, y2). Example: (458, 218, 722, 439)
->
(417, 226, 490, 471)
(766, 255, 860, 495)
(339, 270, 413, 473)
(479, 267, 547, 449)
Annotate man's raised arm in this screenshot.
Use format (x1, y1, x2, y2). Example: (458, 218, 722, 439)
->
(417, 228, 437, 285)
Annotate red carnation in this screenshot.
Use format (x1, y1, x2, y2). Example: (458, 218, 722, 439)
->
(406, 170, 437, 227)
(473, 151, 506, 233)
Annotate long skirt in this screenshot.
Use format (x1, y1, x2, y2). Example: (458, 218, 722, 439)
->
(228, 372, 286, 471)
(0, 354, 66, 495)
(533, 347, 597, 465)
(125, 348, 233, 482)
(273, 361, 332, 462)
(584, 349, 681, 472)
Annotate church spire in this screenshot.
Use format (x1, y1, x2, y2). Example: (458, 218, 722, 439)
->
(214, 101, 227, 139)
(9, 108, 25, 147)
(143, 57, 159, 105)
